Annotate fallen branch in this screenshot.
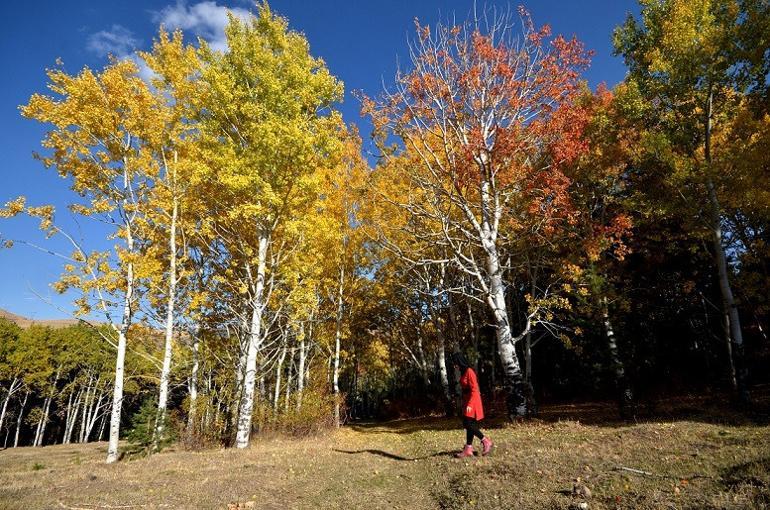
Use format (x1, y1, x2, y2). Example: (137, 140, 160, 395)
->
(617, 466, 654, 476)
(614, 466, 715, 481)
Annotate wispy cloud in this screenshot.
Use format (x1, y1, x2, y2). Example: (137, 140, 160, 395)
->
(152, 1, 252, 52)
(87, 25, 140, 58)
(87, 24, 156, 82)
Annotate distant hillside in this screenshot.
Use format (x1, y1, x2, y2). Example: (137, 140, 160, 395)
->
(0, 308, 81, 329)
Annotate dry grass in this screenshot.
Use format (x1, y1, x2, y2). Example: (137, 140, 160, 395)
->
(0, 400, 768, 509)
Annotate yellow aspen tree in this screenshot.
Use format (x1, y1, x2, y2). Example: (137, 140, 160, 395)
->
(20, 58, 159, 463)
(195, 4, 343, 448)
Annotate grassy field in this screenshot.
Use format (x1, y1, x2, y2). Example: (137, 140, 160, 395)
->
(1, 397, 768, 510)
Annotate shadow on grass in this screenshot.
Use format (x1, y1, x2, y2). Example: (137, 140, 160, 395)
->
(721, 456, 770, 489)
(351, 417, 464, 435)
(333, 448, 457, 461)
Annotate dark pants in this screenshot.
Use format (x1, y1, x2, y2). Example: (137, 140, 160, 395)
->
(463, 417, 484, 445)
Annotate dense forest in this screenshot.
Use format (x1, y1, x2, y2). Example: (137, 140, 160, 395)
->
(1, 0, 769, 465)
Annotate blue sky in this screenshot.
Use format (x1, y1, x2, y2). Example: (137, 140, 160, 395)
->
(0, 0, 639, 320)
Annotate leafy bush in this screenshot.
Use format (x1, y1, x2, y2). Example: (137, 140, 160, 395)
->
(253, 387, 341, 437)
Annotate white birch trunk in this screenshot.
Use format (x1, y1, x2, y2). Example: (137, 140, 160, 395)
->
(85, 389, 105, 442)
(273, 345, 288, 410)
(106, 158, 137, 463)
(187, 330, 200, 434)
(704, 85, 748, 403)
(284, 350, 294, 413)
(480, 176, 527, 417)
(154, 193, 178, 451)
(602, 297, 633, 417)
(64, 389, 82, 445)
(106, 289, 133, 462)
(34, 396, 53, 447)
(14, 391, 29, 448)
(62, 392, 73, 444)
(80, 376, 95, 443)
(0, 377, 20, 435)
(98, 411, 107, 441)
(235, 234, 268, 449)
(37, 368, 60, 447)
(296, 334, 306, 411)
(332, 266, 345, 427)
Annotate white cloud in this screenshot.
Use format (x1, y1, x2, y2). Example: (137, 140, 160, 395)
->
(87, 25, 140, 57)
(87, 25, 157, 83)
(153, 1, 252, 52)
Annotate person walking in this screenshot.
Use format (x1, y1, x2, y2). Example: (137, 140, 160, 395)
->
(452, 352, 493, 458)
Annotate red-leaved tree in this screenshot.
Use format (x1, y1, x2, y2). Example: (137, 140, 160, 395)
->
(365, 6, 591, 417)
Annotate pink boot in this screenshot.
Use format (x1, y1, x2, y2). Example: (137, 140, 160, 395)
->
(481, 436, 493, 456)
(455, 445, 474, 458)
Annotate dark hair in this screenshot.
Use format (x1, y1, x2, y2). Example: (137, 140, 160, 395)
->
(451, 351, 470, 371)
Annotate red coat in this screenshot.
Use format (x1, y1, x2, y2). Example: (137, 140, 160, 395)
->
(460, 367, 484, 420)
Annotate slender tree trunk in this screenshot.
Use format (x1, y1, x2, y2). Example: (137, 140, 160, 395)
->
(431, 273, 451, 415)
(284, 350, 294, 413)
(333, 265, 345, 427)
(187, 330, 200, 435)
(98, 412, 107, 441)
(522, 330, 538, 415)
(154, 194, 178, 452)
(106, 164, 136, 463)
(14, 391, 29, 448)
(416, 336, 429, 387)
(85, 389, 104, 442)
(0, 377, 20, 435)
(34, 396, 53, 447)
(602, 297, 633, 418)
(704, 85, 749, 404)
(448, 293, 462, 412)
(33, 405, 44, 447)
(467, 302, 480, 373)
(274, 345, 288, 410)
(106, 301, 132, 461)
(65, 389, 82, 445)
(296, 333, 306, 411)
(436, 329, 452, 416)
(37, 368, 60, 447)
(235, 234, 268, 449)
(80, 376, 95, 443)
(62, 392, 73, 444)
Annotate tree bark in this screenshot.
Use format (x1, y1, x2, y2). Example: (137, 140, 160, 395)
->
(235, 234, 268, 448)
(64, 389, 82, 445)
(602, 297, 633, 418)
(0, 377, 20, 435)
(154, 192, 178, 452)
(704, 85, 749, 404)
(187, 329, 200, 435)
(273, 344, 288, 410)
(34, 396, 53, 447)
(483, 220, 527, 417)
(284, 349, 294, 413)
(14, 391, 29, 448)
(333, 265, 345, 427)
(106, 163, 137, 463)
(436, 329, 452, 416)
(296, 332, 306, 411)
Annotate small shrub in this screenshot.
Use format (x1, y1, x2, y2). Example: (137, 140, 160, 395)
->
(31, 462, 45, 471)
(125, 397, 176, 457)
(253, 387, 341, 437)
